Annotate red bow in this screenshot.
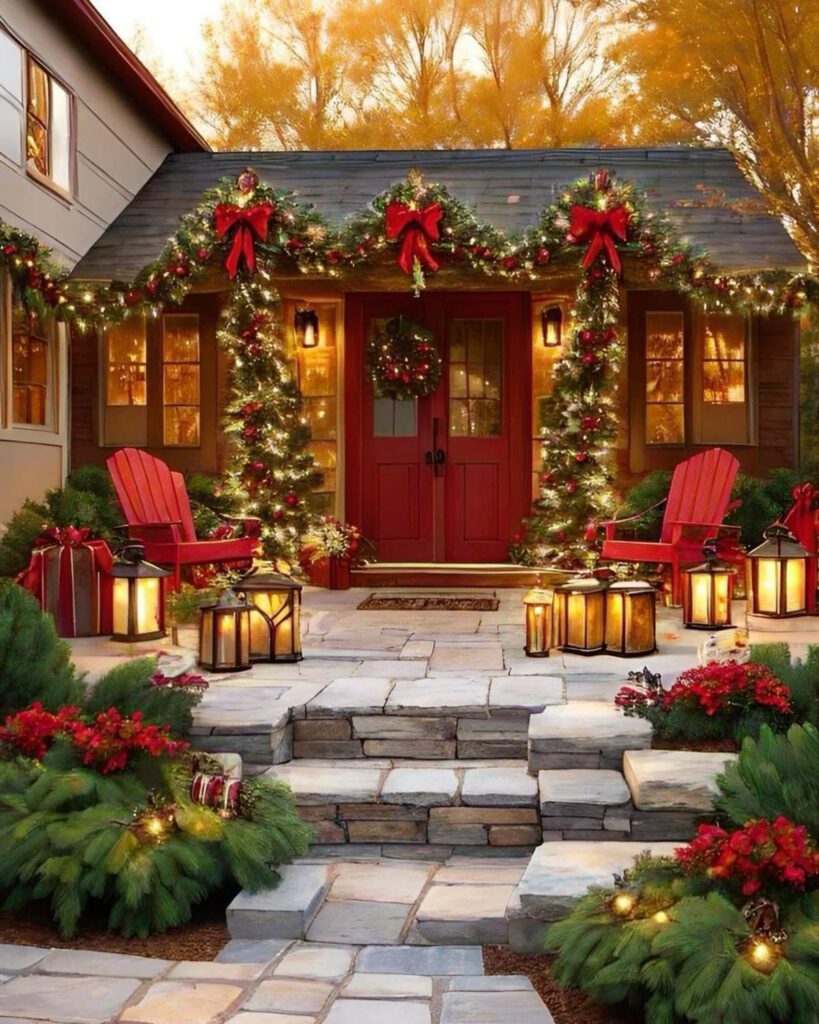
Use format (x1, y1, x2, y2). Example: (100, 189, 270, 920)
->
(568, 204, 630, 275)
(213, 202, 274, 278)
(385, 201, 442, 275)
(37, 525, 92, 548)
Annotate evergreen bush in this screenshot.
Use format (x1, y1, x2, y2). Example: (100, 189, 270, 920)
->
(748, 643, 819, 726)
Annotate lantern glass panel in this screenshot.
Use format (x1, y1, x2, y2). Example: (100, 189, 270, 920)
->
(112, 577, 129, 637)
(785, 559, 806, 613)
(685, 566, 732, 628)
(524, 590, 552, 656)
(605, 583, 656, 656)
(755, 559, 778, 615)
(200, 607, 251, 671)
(134, 577, 161, 635)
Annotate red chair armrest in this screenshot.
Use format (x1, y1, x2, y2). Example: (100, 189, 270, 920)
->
(601, 498, 667, 539)
(129, 522, 182, 544)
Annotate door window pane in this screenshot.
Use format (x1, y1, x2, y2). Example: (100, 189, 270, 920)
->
(645, 312, 684, 444)
(449, 319, 502, 437)
(163, 314, 200, 446)
(374, 396, 417, 436)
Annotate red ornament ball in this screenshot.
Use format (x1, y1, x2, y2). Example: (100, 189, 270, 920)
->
(581, 353, 596, 365)
(574, 451, 589, 463)
(174, 263, 189, 277)
(2, 243, 17, 256)
(565, 480, 577, 494)
(197, 246, 209, 260)
(534, 247, 550, 265)
(237, 168, 259, 193)
(284, 493, 299, 507)
(272, 508, 284, 521)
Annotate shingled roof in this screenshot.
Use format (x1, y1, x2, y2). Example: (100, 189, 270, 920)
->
(72, 147, 805, 280)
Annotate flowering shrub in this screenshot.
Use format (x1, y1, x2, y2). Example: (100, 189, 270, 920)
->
(301, 516, 361, 561)
(149, 670, 209, 691)
(676, 816, 819, 896)
(615, 661, 793, 741)
(0, 702, 186, 773)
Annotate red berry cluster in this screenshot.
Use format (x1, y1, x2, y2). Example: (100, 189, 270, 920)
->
(676, 817, 819, 896)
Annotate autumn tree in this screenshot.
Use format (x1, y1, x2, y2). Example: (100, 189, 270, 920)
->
(610, 0, 819, 266)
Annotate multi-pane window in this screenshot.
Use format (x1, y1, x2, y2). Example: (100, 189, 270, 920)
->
(105, 319, 147, 406)
(449, 319, 502, 437)
(702, 314, 746, 404)
(295, 301, 339, 512)
(645, 311, 685, 445)
(26, 56, 71, 192)
(12, 305, 48, 425)
(162, 314, 200, 446)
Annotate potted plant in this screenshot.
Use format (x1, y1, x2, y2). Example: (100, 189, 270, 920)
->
(299, 517, 361, 589)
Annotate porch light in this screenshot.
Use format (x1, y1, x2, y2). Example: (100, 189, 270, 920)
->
(604, 580, 657, 657)
(747, 524, 809, 618)
(110, 543, 170, 643)
(523, 582, 552, 657)
(294, 306, 319, 348)
(553, 576, 608, 655)
(198, 591, 251, 672)
(541, 305, 563, 347)
(232, 570, 303, 662)
(683, 541, 734, 630)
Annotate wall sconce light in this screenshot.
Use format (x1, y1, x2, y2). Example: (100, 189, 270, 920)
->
(198, 591, 251, 672)
(294, 306, 319, 348)
(110, 543, 171, 642)
(747, 524, 810, 618)
(232, 570, 303, 662)
(541, 305, 563, 347)
(523, 582, 552, 657)
(553, 576, 608, 655)
(605, 580, 657, 657)
(683, 540, 734, 630)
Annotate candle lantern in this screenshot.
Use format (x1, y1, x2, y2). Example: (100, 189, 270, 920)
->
(110, 543, 170, 642)
(541, 305, 563, 347)
(198, 591, 251, 672)
(523, 583, 552, 657)
(232, 571, 303, 662)
(747, 524, 810, 618)
(605, 580, 657, 657)
(294, 306, 319, 348)
(553, 576, 608, 655)
(683, 541, 734, 630)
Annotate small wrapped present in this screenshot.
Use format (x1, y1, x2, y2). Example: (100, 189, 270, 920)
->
(190, 771, 241, 815)
(16, 526, 114, 637)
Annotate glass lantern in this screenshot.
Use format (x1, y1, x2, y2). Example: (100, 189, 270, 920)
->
(683, 551, 734, 630)
(553, 576, 608, 655)
(605, 580, 657, 657)
(198, 591, 251, 672)
(747, 524, 810, 618)
(110, 544, 170, 643)
(541, 305, 563, 347)
(294, 307, 319, 348)
(232, 571, 303, 662)
(523, 584, 552, 657)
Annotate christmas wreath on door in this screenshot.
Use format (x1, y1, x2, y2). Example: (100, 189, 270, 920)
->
(366, 315, 442, 401)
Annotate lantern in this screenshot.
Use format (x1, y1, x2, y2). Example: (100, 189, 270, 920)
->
(553, 576, 608, 655)
(747, 524, 810, 618)
(523, 584, 552, 657)
(605, 580, 657, 657)
(683, 543, 734, 630)
(232, 571, 303, 662)
(198, 591, 251, 672)
(541, 305, 563, 347)
(110, 544, 170, 643)
(294, 306, 319, 348)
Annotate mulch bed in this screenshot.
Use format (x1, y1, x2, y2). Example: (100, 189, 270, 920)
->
(483, 946, 637, 1024)
(652, 736, 738, 752)
(357, 594, 500, 611)
(0, 901, 229, 961)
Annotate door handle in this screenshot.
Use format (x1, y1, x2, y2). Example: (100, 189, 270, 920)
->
(435, 449, 446, 465)
(424, 450, 434, 465)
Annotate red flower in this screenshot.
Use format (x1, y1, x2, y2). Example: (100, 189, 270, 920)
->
(661, 662, 792, 719)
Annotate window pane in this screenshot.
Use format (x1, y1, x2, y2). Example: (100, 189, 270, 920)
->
(12, 331, 48, 425)
(702, 314, 746, 405)
(450, 364, 468, 398)
(0, 30, 22, 100)
(163, 314, 199, 361)
(449, 319, 503, 437)
(646, 360, 683, 402)
(26, 113, 47, 174)
(646, 404, 684, 445)
(106, 320, 147, 406)
(164, 407, 199, 447)
(373, 396, 417, 436)
(302, 396, 336, 439)
(646, 315, 684, 359)
(27, 60, 48, 122)
(162, 314, 200, 446)
(164, 364, 199, 405)
(50, 79, 70, 190)
(645, 311, 684, 444)
(704, 361, 745, 403)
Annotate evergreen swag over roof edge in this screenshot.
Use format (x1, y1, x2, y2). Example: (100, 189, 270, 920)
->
(1, 166, 815, 566)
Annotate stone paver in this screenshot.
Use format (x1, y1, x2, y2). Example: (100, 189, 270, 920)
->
(0, 973, 141, 1023)
(120, 981, 244, 1024)
(342, 974, 433, 998)
(489, 676, 564, 711)
(400, 641, 435, 660)
(440, 988, 553, 1023)
(623, 749, 735, 811)
(328, 862, 431, 904)
(243, 979, 335, 1015)
(538, 769, 630, 815)
(226, 1015, 316, 1024)
(306, 678, 393, 716)
(461, 767, 538, 807)
(167, 961, 266, 981)
(37, 948, 169, 978)
(386, 679, 489, 715)
(381, 768, 459, 806)
(307, 900, 410, 945)
(273, 944, 356, 980)
(355, 946, 484, 976)
(227, 864, 331, 939)
(414, 884, 514, 944)
(429, 644, 504, 672)
(434, 862, 527, 885)
(215, 939, 293, 964)
(0, 945, 48, 973)
(264, 765, 383, 804)
(529, 702, 653, 751)
(324, 1000, 430, 1024)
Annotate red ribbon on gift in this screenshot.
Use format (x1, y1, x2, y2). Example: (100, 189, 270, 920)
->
(568, 204, 630, 274)
(213, 201, 274, 278)
(385, 201, 442, 275)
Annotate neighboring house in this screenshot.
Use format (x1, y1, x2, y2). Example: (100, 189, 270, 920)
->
(70, 148, 806, 566)
(0, 0, 206, 524)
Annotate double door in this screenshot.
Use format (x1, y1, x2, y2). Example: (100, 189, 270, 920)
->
(345, 292, 530, 563)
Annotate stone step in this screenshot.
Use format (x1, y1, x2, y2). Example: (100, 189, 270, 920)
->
(507, 840, 679, 952)
(623, 749, 736, 812)
(227, 863, 332, 939)
(527, 701, 652, 772)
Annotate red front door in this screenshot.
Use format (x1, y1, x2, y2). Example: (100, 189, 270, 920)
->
(345, 292, 530, 563)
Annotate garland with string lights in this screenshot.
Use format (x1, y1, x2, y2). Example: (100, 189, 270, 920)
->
(2, 167, 817, 568)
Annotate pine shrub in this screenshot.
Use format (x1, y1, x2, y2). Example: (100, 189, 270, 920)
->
(85, 658, 199, 738)
(749, 643, 819, 726)
(0, 582, 82, 717)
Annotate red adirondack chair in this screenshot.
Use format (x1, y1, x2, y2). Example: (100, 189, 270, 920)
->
(600, 447, 741, 605)
(780, 482, 817, 613)
(106, 448, 260, 590)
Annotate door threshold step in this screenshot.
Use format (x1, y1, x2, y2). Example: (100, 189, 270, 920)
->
(350, 564, 571, 589)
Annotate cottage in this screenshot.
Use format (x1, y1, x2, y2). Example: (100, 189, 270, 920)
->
(0, 0, 205, 523)
(67, 149, 805, 572)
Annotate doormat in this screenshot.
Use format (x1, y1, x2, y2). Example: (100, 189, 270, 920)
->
(357, 594, 500, 611)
